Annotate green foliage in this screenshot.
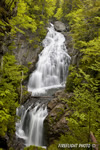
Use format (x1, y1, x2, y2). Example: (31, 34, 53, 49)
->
(0, 0, 57, 42)
(66, 66, 100, 144)
(8, 42, 16, 51)
(28, 62, 32, 67)
(24, 145, 45, 150)
(54, 8, 63, 20)
(0, 54, 28, 137)
(9, 0, 37, 34)
(66, 65, 83, 91)
(48, 143, 58, 150)
(8, 0, 57, 36)
(60, 0, 100, 147)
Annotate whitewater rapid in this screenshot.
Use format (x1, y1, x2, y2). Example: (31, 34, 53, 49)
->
(28, 24, 71, 95)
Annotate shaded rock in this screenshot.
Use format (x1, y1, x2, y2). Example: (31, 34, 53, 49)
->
(55, 114, 69, 132)
(54, 89, 73, 100)
(21, 91, 31, 105)
(44, 102, 69, 144)
(48, 103, 65, 119)
(44, 90, 73, 145)
(12, 31, 42, 67)
(62, 31, 82, 67)
(54, 21, 66, 32)
(8, 136, 25, 150)
(0, 136, 8, 150)
(62, 32, 74, 56)
(47, 98, 58, 111)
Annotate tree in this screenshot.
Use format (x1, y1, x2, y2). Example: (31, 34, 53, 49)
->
(0, 54, 28, 137)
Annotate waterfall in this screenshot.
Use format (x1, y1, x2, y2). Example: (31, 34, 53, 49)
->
(16, 103, 48, 147)
(16, 24, 71, 148)
(28, 24, 71, 95)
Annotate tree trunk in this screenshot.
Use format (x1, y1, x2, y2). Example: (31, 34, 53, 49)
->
(20, 71, 23, 104)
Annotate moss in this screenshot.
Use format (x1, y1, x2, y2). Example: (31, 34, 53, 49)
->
(56, 108, 64, 121)
(23, 88, 29, 96)
(49, 116, 54, 124)
(28, 62, 32, 67)
(9, 148, 14, 150)
(48, 143, 58, 150)
(33, 44, 38, 49)
(8, 41, 16, 51)
(24, 145, 46, 150)
(18, 43, 21, 49)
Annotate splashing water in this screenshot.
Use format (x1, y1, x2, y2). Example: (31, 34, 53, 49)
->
(28, 24, 71, 95)
(16, 103, 48, 147)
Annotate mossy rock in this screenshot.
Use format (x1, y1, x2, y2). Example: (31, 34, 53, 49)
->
(24, 145, 46, 150)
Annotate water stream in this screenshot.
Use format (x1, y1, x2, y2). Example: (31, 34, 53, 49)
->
(28, 23, 71, 96)
(16, 103, 48, 147)
(16, 24, 71, 148)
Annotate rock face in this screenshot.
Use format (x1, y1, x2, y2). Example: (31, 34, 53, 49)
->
(44, 90, 73, 145)
(12, 31, 42, 67)
(0, 29, 43, 73)
(8, 135, 25, 150)
(54, 21, 66, 32)
(0, 29, 44, 86)
(63, 32, 82, 66)
(54, 21, 81, 66)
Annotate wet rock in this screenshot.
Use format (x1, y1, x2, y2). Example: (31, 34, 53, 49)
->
(44, 90, 73, 144)
(10, 137, 25, 150)
(54, 21, 66, 32)
(47, 98, 58, 111)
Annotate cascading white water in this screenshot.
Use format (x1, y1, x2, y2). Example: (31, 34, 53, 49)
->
(28, 24, 71, 95)
(16, 24, 71, 148)
(16, 103, 48, 147)
(16, 105, 32, 140)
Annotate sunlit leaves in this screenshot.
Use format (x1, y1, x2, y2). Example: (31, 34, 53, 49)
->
(0, 110, 10, 136)
(64, 0, 100, 144)
(54, 8, 63, 20)
(0, 54, 28, 137)
(17, 0, 27, 15)
(9, 0, 37, 34)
